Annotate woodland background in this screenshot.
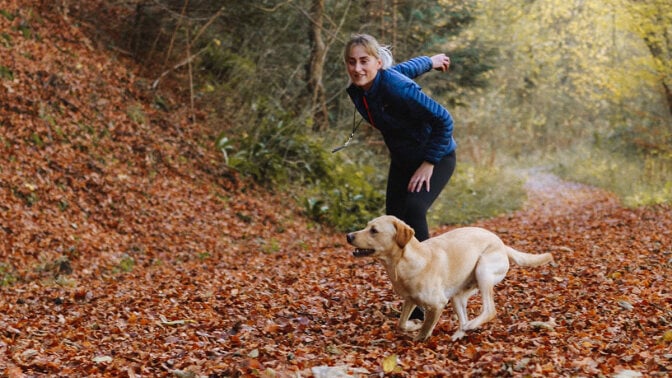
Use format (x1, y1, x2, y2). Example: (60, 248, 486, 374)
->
(1, 0, 671, 376)
(121, 0, 672, 228)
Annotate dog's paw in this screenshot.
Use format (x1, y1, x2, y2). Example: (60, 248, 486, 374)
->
(399, 319, 422, 332)
(451, 329, 466, 341)
(401, 319, 423, 332)
(413, 331, 432, 342)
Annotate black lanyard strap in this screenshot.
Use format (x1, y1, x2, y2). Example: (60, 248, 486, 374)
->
(332, 109, 363, 153)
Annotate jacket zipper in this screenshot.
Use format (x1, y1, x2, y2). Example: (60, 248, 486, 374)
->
(362, 95, 376, 129)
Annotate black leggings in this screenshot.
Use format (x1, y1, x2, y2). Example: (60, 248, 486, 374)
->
(385, 151, 456, 241)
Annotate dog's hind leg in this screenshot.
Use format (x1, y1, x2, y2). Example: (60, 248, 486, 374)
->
(451, 288, 478, 341)
(464, 253, 508, 332)
(464, 284, 497, 331)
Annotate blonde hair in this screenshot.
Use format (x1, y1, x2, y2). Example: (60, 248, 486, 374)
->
(344, 33, 393, 69)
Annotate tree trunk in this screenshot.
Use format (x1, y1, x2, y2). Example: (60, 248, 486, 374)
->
(307, 0, 329, 131)
(391, 0, 397, 48)
(663, 83, 672, 119)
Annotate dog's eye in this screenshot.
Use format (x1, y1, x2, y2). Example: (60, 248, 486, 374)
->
(370, 227, 378, 234)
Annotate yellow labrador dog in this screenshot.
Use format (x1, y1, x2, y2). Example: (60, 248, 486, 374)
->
(346, 215, 553, 341)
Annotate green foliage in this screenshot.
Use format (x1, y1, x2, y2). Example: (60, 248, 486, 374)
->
(30, 132, 44, 148)
(553, 145, 672, 207)
(126, 104, 147, 125)
(259, 238, 282, 255)
(0, 32, 11, 47)
(0, 9, 16, 21)
(0, 65, 13, 80)
(608, 116, 672, 158)
(219, 103, 385, 231)
(393, 1, 495, 105)
(224, 104, 332, 188)
(0, 262, 18, 287)
(116, 254, 135, 273)
(197, 252, 211, 261)
(443, 0, 672, 202)
(429, 163, 527, 226)
(220, 93, 530, 231)
(620, 0, 672, 109)
(199, 45, 259, 124)
(58, 198, 69, 211)
(34, 255, 72, 279)
(13, 184, 39, 206)
(200, 45, 255, 92)
(303, 164, 386, 233)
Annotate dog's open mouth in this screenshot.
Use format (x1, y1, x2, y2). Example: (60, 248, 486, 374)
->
(352, 248, 375, 257)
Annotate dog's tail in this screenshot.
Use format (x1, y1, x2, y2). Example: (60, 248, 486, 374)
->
(506, 247, 553, 267)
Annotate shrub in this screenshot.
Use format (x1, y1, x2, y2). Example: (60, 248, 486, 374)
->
(218, 103, 529, 231)
(223, 104, 333, 188)
(429, 163, 527, 226)
(553, 145, 672, 207)
(218, 105, 384, 231)
(302, 164, 386, 232)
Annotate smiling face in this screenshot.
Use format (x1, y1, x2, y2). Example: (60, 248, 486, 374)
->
(346, 44, 382, 91)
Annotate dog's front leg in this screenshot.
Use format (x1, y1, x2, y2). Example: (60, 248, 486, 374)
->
(398, 300, 422, 332)
(414, 305, 443, 341)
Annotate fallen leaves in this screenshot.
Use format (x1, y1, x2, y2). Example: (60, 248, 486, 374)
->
(382, 353, 402, 373)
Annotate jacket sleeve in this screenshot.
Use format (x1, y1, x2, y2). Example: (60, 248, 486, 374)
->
(395, 80, 454, 165)
(391, 56, 432, 80)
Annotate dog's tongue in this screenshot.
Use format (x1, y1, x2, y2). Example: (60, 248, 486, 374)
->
(352, 248, 374, 257)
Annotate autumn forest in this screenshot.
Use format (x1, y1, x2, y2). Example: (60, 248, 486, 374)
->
(1, 0, 671, 376)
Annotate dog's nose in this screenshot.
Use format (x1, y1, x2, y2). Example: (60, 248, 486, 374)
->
(346, 233, 355, 244)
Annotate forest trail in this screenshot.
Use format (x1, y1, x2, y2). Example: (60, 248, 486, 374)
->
(518, 167, 620, 219)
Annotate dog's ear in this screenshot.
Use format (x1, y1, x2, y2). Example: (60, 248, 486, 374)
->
(394, 219, 414, 248)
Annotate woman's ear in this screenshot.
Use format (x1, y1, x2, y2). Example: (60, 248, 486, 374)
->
(394, 218, 414, 248)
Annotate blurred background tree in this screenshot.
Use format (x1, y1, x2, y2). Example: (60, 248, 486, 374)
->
(459, 0, 671, 205)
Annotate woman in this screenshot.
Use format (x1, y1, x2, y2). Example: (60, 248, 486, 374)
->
(344, 33, 457, 243)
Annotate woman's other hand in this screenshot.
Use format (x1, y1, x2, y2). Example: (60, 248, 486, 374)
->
(408, 162, 435, 192)
(430, 54, 451, 72)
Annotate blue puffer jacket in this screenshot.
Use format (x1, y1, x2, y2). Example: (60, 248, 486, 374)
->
(346, 56, 456, 169)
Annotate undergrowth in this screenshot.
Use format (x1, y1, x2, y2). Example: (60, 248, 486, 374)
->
(0, 262, 18, 287)
(218, 108, 528, 232)
(429, 163, 526, 226)
(552, 145, 672, 207)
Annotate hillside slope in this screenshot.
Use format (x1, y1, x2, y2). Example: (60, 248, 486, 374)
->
(1, 0, 304, 281)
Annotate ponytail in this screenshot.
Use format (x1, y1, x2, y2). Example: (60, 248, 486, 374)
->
(378, 45, 393, 69)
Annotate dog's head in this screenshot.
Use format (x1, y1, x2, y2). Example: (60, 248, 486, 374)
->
(346, 215, 415, 258)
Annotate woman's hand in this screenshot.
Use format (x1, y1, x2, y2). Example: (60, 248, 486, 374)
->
(408, 162, 435, 192)
(430, 54, 451, 72)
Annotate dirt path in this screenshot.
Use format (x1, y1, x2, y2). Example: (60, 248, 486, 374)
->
(524, 168, 618, 211)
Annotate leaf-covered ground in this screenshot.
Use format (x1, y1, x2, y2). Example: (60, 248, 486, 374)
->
(1, 1, 671, 376)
